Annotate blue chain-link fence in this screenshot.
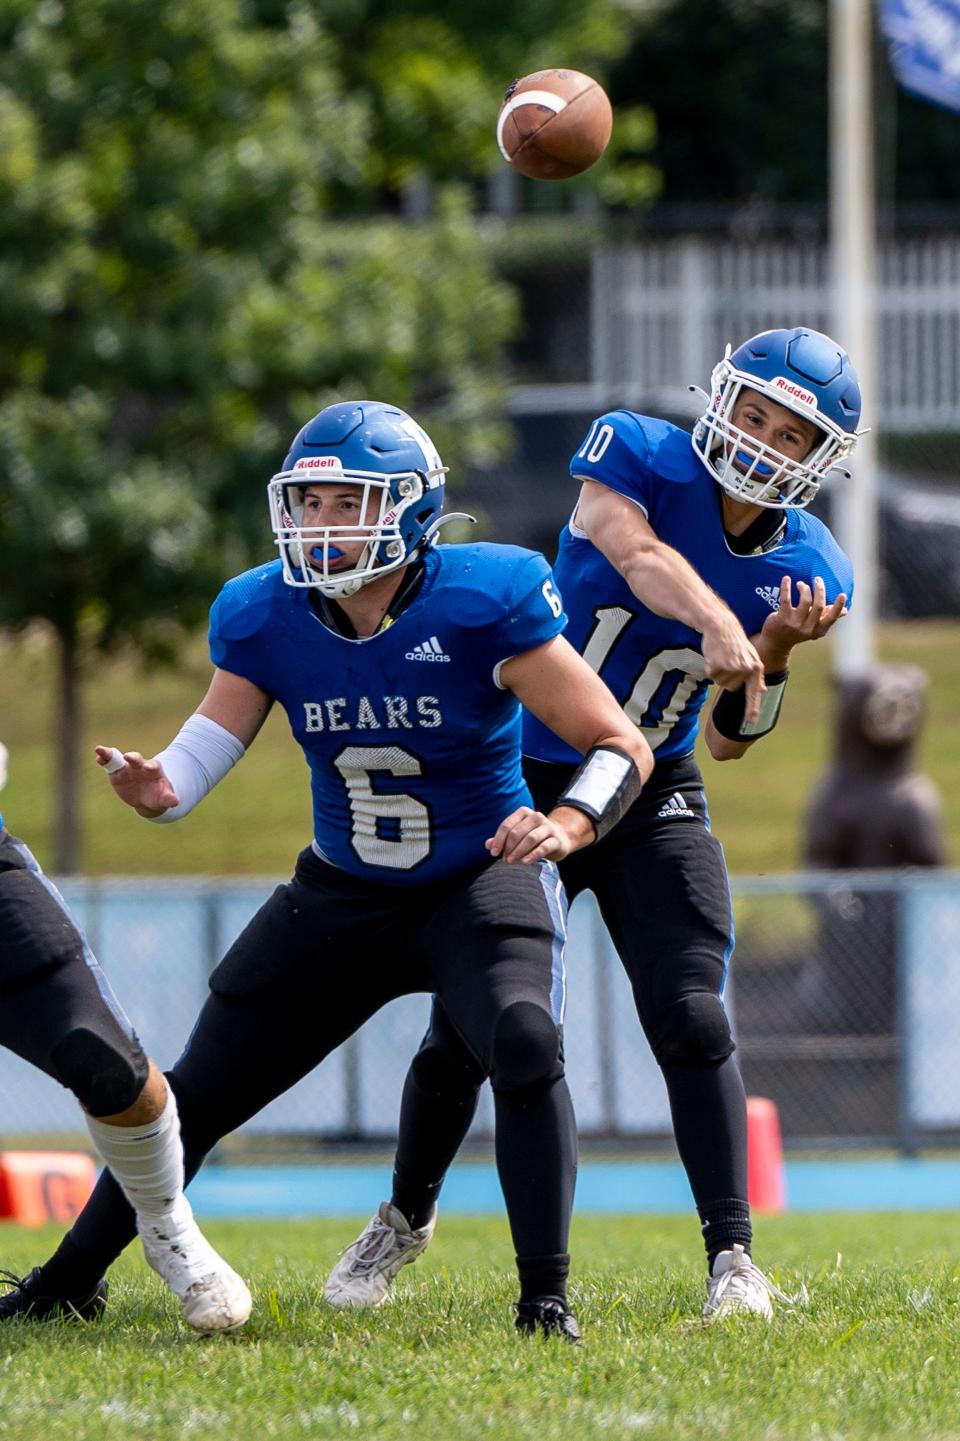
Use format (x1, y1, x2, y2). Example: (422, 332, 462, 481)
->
(4, 871, 959, 1150)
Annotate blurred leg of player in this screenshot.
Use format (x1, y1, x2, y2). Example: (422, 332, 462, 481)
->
(0, 829, 251, 1332)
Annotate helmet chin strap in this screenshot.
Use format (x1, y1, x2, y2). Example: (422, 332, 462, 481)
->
(421, 512, 475, 545)
(315, 574, 366, 599)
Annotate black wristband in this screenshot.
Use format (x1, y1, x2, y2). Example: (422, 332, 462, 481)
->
(557, 744, 643, 842)
(711, 669, 790, 742)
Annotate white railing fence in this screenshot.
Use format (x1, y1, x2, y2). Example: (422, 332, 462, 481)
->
(591, 238, 960, 430)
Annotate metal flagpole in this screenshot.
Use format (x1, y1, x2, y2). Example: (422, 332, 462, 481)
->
(830, 0, 880, 676)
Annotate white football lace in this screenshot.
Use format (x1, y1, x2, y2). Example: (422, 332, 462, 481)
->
(340, 1219, 410, 1276)
(711, 1255, 794, 1308)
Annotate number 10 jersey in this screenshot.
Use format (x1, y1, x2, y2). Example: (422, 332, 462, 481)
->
(522, 410, 854, 766)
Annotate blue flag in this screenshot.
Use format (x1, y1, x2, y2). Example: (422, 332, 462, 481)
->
(881, 0, 960, 113)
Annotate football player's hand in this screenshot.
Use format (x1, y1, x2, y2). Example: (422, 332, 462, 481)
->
(701, 613, 766, 726)
(486, 804, 594, 865)
(94, 746, 180, 819)
(759, 575, 848, 669)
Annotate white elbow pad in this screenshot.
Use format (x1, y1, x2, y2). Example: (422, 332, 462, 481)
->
(148, 714, 245, 823)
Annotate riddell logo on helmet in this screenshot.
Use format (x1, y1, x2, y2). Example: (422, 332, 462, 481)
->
(293, 456, 342, 470)
(772, 376, 818, 409)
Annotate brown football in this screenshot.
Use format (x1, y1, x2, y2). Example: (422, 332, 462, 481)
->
(496, 69, 613, 181)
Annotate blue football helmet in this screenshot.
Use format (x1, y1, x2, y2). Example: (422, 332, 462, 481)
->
(268, 401, 451, 597)
(692, 327, 863, 509)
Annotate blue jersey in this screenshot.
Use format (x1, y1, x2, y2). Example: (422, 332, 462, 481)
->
(523, 412, 853, 765)
(209, 544, 566, 885)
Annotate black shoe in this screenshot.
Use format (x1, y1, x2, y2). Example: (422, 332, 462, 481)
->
(0, 1267, 108, 1322)
(515, 1296, 581, 1343)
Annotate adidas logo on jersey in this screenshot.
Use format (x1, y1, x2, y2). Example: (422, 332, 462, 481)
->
(657, 791, 695, 820)
(405, 635, 450, 662)
(755, 584, 781, 611)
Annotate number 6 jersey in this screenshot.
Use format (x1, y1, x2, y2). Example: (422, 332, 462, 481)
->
(523, 410, 854, 766)
(209, 543, 565, 885)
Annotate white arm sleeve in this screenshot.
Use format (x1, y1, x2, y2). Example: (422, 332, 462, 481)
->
(147, 713, 246, 824)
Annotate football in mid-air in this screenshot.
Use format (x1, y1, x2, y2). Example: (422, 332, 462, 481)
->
(496, 68, 613, 181)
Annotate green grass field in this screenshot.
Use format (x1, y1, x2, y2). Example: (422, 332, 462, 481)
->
(2, 620, 959, 876)
(2, 1213, 960, 1440)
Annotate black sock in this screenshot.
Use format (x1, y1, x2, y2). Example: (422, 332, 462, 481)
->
(517, 1253, 570, 1305)
(35, 1160, 141, 1296)
(38, 1233, 107, 1298)
(391, 1162, 445, 1234)
(698, 1198, 753, 1267)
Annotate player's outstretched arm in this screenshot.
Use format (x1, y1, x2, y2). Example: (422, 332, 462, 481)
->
(577, 480, 766, 724)
(95, 668, 273, 820)
(488, 635, 654, 865)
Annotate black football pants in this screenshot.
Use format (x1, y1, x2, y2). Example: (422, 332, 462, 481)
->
(49, 846, 576, 1288)
(0, 830, 148, 1116)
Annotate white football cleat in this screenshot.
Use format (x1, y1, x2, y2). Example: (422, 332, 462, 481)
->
(324, 1201, 437, 1309)
(138, 1201, 252, 1334)
(703, 1244, 787, 1321)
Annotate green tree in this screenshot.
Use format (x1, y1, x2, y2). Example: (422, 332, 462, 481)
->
(0, 392, 218, 868)
(317, 0, 636, 198)
(0, 0, 519, 869)
(0, 0, 644, 870)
